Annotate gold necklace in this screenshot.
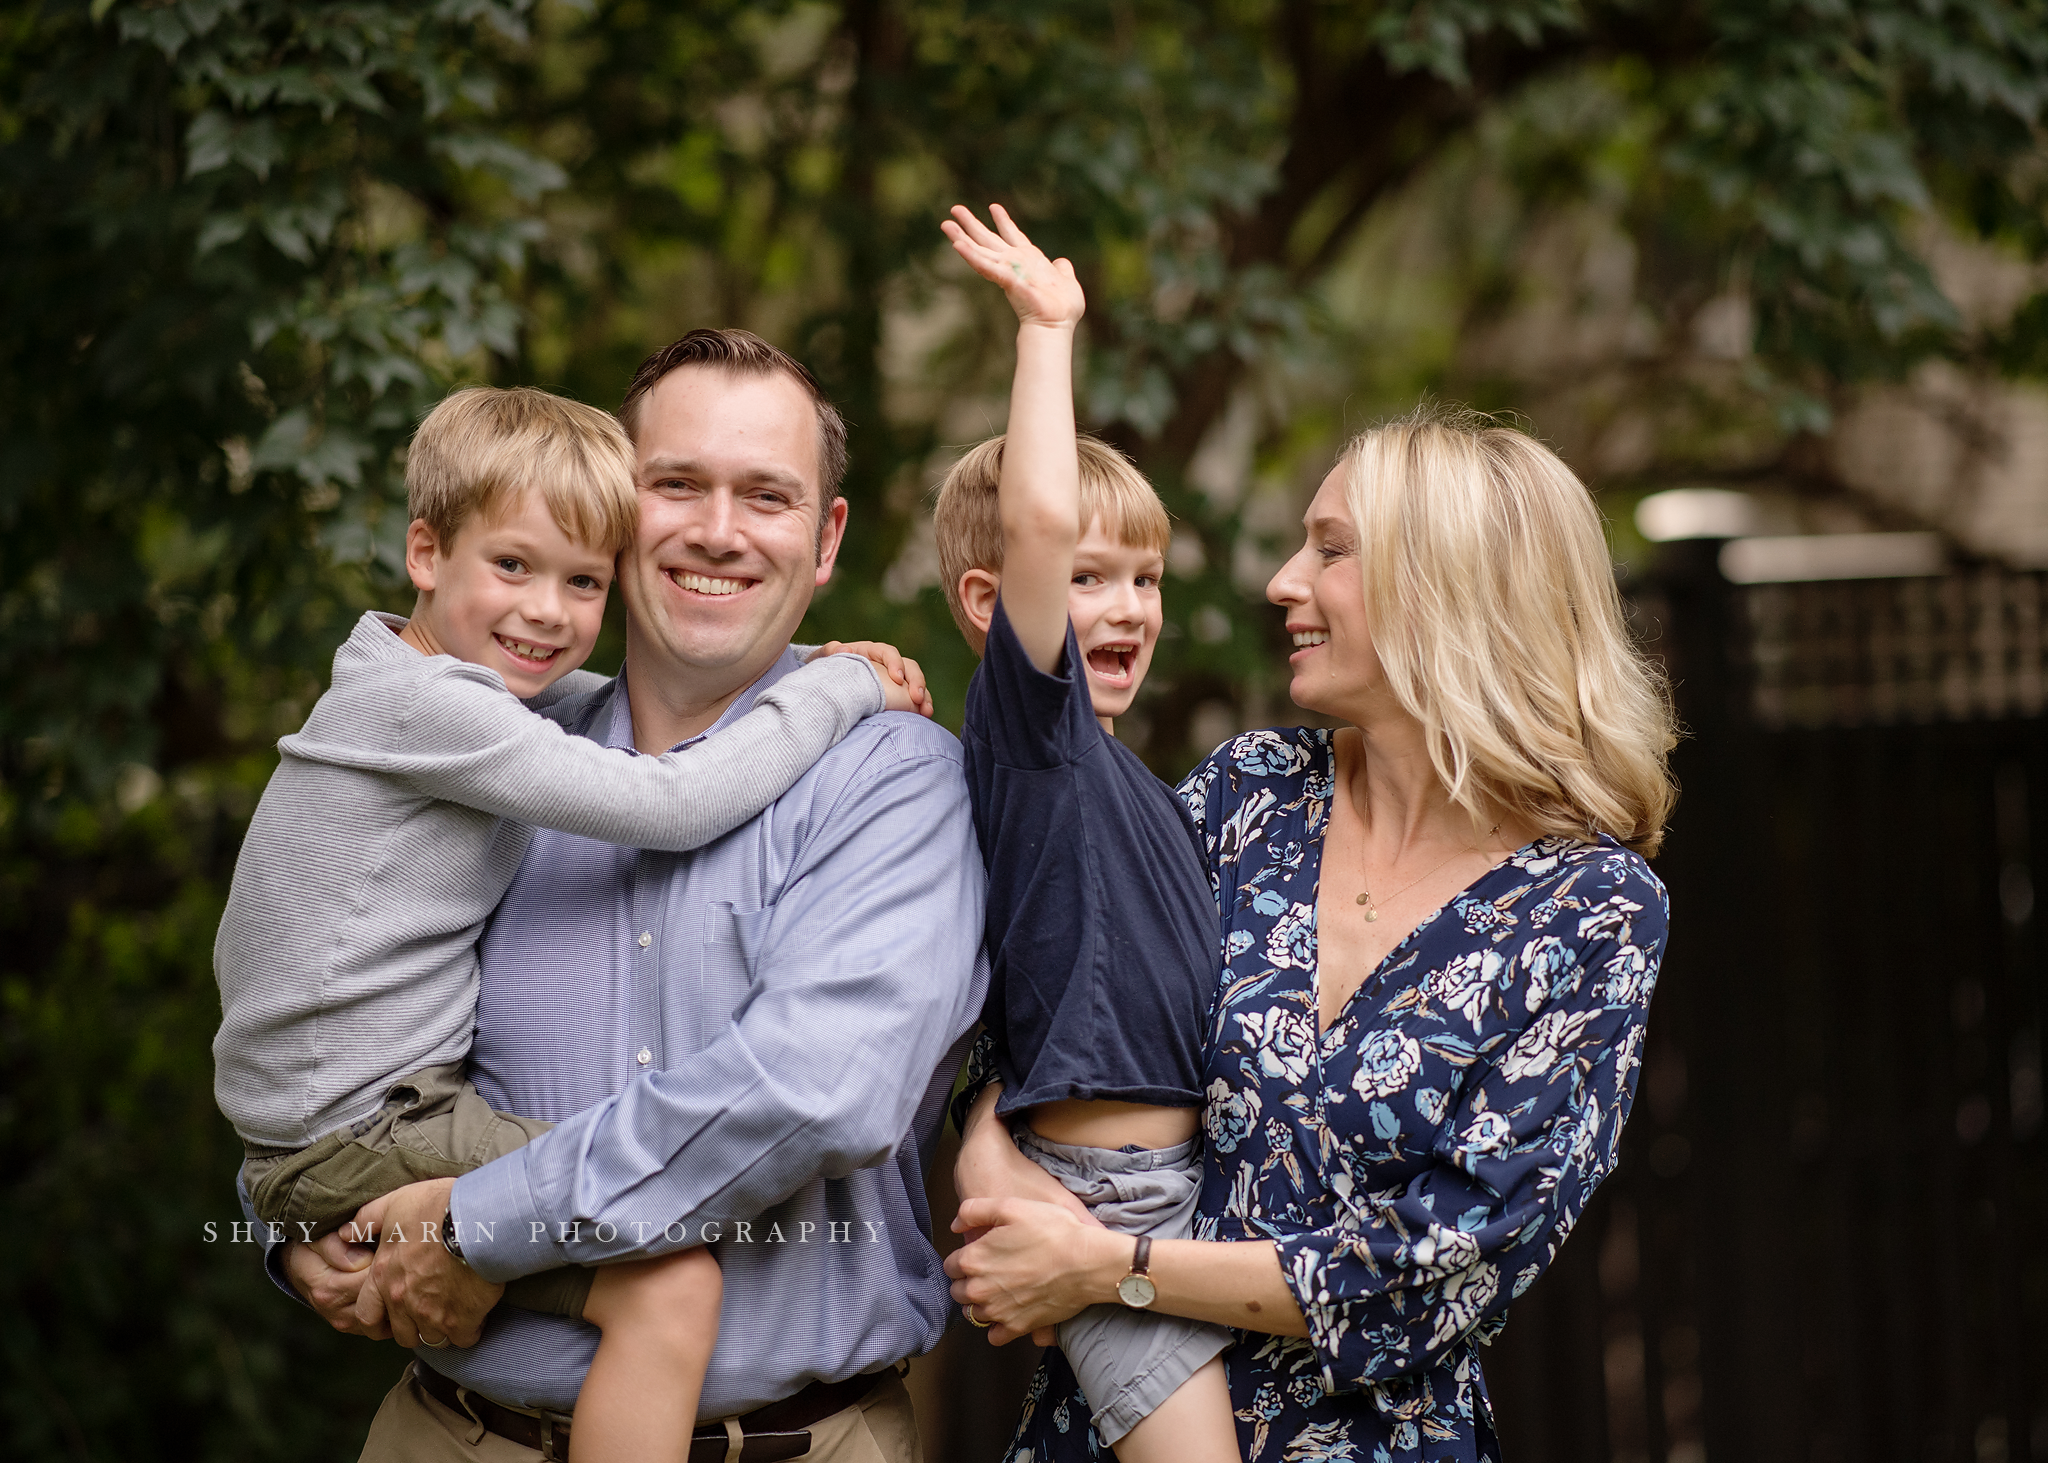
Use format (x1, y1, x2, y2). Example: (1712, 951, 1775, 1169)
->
(1355, 824, 1501, 922)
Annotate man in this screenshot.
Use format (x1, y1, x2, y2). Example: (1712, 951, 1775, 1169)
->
(280, 330, 988, 1461)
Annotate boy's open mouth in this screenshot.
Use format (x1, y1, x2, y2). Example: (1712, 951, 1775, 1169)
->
(1085, 643, 1138, 688)
(494, 634, 563, 669)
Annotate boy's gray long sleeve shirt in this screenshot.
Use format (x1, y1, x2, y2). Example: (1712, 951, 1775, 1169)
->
(212, 610, 882, 1148)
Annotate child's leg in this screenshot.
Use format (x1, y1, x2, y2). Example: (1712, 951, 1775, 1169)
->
(573, 1247, 723, 1463)
(1014, 1128, 1237, 1461)
(1055, 1303, 1236, 1463)
(1104, 1356, 1236, 1463)
(247, 1063, 548, 1236)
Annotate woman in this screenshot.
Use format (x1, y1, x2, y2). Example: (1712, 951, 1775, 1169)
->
(948, 406, 1676, 1462)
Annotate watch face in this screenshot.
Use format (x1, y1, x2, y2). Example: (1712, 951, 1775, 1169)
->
(1117, 1273, 1157, 1309)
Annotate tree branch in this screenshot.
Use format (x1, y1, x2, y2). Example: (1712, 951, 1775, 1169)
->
(1137, 3, 1718, 474)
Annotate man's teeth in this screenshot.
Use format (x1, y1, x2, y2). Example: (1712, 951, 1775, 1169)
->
(498, 636, 559, 661)
(1292, 630, 1329, 648)
(675, 572, 748, 596)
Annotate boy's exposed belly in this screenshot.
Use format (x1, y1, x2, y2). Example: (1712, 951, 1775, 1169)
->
(1027, 1097, 1201, 1150)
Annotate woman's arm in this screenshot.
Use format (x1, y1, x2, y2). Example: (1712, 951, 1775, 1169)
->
(1262, 859, 1668, 1389)
(946, 1197, 1308, 1345)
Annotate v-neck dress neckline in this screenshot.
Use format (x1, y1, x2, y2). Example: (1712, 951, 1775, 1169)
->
(1301, 734, 1542, 1043)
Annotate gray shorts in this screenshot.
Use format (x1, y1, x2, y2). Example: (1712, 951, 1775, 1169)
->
(1015, 1129, 1233, 1446)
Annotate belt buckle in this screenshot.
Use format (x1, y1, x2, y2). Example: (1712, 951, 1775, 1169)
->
(537, 1407, 574, 1461)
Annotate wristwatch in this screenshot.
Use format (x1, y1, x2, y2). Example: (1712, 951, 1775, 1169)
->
(440, 1206, 467, 1267)
(1116, 1235, 1156, 1309)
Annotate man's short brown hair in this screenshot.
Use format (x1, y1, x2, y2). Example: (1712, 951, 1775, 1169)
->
(407, 386, 638, 554)
(932, 434, 1172, 646)
(619, 328, 849, 499)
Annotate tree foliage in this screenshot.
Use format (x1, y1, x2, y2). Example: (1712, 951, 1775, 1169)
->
(3, 0, 2044, 1455)
(0, 2, 563, 1454)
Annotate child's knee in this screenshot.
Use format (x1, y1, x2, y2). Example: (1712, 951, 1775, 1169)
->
(642, 1245, 723, 1309)
(583, 1246, 721, 1332)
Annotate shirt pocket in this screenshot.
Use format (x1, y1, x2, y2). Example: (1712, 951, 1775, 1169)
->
(698, 901, 776, 1038)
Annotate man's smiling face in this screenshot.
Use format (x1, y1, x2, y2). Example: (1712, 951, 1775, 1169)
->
(619, 364, 846, 690)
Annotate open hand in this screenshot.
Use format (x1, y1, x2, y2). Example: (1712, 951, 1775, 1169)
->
(352, 1178, 505, 1350)
(819, 639, 934, 718)
(941, 205, 1085, 331)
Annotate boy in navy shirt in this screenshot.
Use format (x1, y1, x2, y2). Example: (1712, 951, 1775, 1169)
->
(934, 203, 1236, 1463)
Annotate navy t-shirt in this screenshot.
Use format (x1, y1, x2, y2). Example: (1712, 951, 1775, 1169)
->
(961, 598, 1219, 1115)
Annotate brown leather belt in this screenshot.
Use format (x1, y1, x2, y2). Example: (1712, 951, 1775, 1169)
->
(414, 1360, 882, 1462)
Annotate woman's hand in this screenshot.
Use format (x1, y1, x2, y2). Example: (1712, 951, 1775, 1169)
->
(817, 640, 934, 718)
(946, 1197, 1124, 1346)
(952, 1084, 1097, 1236)
(941, 204, 1085, 333)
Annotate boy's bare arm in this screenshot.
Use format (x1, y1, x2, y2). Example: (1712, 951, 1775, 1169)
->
(941, 204, 1087, 674)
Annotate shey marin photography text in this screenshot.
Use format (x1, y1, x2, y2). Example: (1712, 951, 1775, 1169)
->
(206, 1217, 890, 1246)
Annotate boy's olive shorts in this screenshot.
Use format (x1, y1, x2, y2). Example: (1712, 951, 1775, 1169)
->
(241, 1060, 593, 1319)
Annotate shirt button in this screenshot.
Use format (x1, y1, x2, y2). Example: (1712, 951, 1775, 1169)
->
(636, 1048, 652, 1066)
(636, 932, 652, 948)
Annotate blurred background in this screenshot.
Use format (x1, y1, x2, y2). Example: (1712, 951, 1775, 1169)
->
(4, 1, 2046, 1458)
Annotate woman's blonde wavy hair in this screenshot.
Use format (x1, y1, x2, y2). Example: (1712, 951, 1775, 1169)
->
(1340, 404, 1677, 856)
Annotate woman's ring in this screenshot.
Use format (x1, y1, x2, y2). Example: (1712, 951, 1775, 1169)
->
(420, 1334, 451, 1349)
(964, 1304, 991, 1328)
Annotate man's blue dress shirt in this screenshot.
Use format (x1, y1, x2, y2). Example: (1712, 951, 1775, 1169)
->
(430, 648, 987, 1415)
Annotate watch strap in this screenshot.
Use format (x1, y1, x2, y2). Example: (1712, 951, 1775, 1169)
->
(441, 1206, 467, 1265)
(1132, 1235, 1151, 1277)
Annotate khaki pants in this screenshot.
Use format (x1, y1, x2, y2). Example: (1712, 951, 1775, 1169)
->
(357, 1362, 922, 1463)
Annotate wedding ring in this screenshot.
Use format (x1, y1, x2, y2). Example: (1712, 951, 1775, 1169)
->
(964, 1304, 990, 1329)
(420, 1334, 451, 1349)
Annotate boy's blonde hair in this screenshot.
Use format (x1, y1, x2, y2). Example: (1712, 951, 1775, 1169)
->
(1339, 404, 1678, 855)
(933, 434, 1172, 646)
(407, 386, 639, 555)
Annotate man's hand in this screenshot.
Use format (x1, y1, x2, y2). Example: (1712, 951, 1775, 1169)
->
(941, 204, 1086, 332)
(352, 1178, 505, 1350)
(819, 640, 934, 718)
(284, 1230, 391, 1338)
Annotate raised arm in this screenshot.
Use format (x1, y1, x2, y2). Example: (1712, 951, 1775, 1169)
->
(940, 204, 1087, 673)
(282, 651, 886, 852)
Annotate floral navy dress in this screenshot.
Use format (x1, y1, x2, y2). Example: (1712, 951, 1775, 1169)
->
(990, 728, 1669, 1463)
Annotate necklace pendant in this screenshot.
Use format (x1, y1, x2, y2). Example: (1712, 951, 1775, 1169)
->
(1364, 908, 1379, 922)
(1354, 892, 1369, 905)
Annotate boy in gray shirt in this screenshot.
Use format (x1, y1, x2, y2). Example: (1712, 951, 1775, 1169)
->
(213, 386, 924, 1463)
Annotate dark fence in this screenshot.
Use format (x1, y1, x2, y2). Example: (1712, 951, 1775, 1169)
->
(1486, 543, 2048, 1463)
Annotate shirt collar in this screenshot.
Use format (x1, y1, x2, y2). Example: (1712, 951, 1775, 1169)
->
(601, 645, 808, 754)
